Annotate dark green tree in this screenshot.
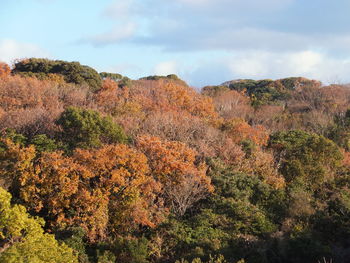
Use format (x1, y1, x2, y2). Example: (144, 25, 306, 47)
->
(99, 72, 123, 81)
(268, 130, 342, 190)
(13, 58, 102, 91)
(56, 107, 128, 149)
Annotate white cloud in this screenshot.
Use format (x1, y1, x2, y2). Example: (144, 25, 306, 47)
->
(0, 39, 49, 64)
(103, 0, 134, 19)
(85, 22, 137, 46)
(176, 0, 211, 6)
(177, 50, 350, 87)
(153, 61, 178, 75)
(227, 50, 324, 78)
(176, 0, 294, 9)
(225, 50, 350, 84)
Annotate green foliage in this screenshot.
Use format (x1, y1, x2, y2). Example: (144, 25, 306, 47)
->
(99, 72, 123, 81)
(285, 232, 331, 263)
(97, 250, 116, 263)
(226, 78, 320, 106)
(13, 58, 102, 91)
(56, 107, 128, 149)
(30, 134, 58, 153)
(56, 227, 90, 263)
(268, 130, 342, 190)
(278, 77, 320, 90)
(209, 170, 281, 236)
(152, 215, 230, 262)
(141, 74, 180, 81)
(0, 187, 78, 263)
(176, 254, 233, 263)
(227, 79, 285, 106)
(327, 109, 350, 150)
(99, 72, 133, 88)
(118, 76, 132, 88)
(239, 140, 256, 157)
(0, 128, 26, 147)
(123, 237, 149, 263)
(1, 129, 58, 154)
(114, 237, 150, 263)
(139, 74, 188, 86)
(151, 159, 284, 262)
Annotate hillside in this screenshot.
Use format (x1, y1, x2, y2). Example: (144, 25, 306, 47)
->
(0, 58, 350, 263)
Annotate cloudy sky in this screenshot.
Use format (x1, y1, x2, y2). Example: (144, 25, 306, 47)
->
(1, 0, 350, 87)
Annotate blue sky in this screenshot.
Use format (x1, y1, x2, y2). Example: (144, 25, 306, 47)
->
(1, 0, 350, 87)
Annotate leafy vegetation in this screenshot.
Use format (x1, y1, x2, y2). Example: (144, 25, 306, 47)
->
(1, 58, 350, 262)
(0, 187, 77, 263)
(12, 58, 102, 91)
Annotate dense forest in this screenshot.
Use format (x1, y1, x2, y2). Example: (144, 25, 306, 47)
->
(1, 58, 350, 263)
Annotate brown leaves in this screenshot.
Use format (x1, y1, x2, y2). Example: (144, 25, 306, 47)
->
(0, 74, 93, 137)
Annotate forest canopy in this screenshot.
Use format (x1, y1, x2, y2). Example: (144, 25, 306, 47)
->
(0, 58, 350, 263)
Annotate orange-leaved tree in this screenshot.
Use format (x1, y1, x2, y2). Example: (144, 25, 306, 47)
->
(1, 139, 164, 241)
(136, 135, 213, 216)
(73, 144, 165, 233)
(221, 118, 269, 146)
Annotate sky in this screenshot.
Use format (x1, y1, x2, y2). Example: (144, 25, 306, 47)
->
(1, 0, 350, 87)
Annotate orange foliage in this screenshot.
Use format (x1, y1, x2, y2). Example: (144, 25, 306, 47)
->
(94, 78, 144, 133)
(74, 144, 165, 232)
(130, 80, 219, 122)
(222, 118, 269, 146)
(136, 135, 213, 216)
(94, 79, 221, 139)
(96, 78, 129, 109)
(0, 138, 36, 190)
(46, 73, 66, 84)
(341, 150, 350, 168)
(0, 62, 11, 78)
(4, 141, 164, 241)
(239, 150, 285, 189)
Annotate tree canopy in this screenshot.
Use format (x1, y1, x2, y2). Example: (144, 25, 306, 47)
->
(0, 187, 78, 263)
(12, 58, 102, 91)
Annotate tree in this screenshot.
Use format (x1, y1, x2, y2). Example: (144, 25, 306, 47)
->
(0, 138, 36, 192)
(131, 81, 219, 122)
(99, 72, 123, 81)
(136, 135, 213, 216)
(13, 143, 163, 241)
(268, 130, 343, 190)
(221, 118, 268, 146)
(0, 187, 78, 263)
(73, 144, 164, 234)
(56, 107, 128, 149)
(12, 58, 102, 91)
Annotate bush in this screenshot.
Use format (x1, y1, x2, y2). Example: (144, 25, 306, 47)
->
(56, 107, 128, 149)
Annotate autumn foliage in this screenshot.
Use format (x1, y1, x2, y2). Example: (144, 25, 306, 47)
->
(2, 59, 350, 262)
(3, 142, 164, 241)
(0, 62, 10, 78)
(137, 135, 213, 216)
